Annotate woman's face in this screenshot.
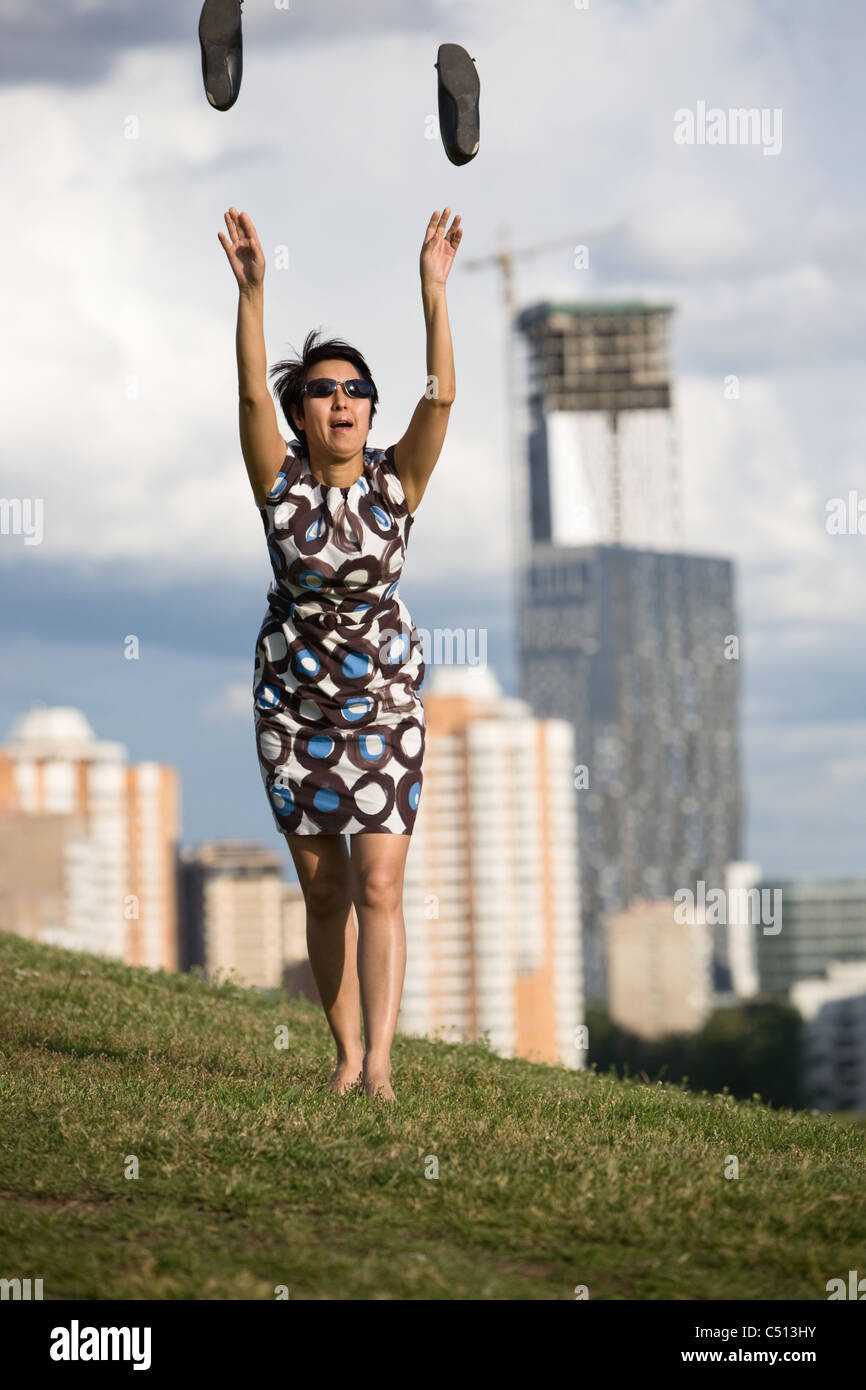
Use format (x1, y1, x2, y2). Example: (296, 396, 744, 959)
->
(293, 358, 372, 457)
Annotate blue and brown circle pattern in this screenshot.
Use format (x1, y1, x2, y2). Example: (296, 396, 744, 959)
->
(252, 443, 426, 835)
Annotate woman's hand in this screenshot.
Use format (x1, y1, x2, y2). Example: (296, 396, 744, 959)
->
(218, 207, 266, 290)
(420, 208, 462, 287)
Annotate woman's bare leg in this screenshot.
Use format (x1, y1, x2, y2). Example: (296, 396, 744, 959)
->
(349, 832, 411, 1101)
(284, 832, 364, 1094)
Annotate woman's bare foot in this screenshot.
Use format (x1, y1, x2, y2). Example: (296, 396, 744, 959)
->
(328, 1056, 363, 1095)
(362, 1057, 395, 1101)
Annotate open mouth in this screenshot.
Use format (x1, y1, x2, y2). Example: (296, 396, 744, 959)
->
(330, 421, 352, 431)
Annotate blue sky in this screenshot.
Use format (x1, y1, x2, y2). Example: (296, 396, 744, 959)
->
(1, 0, 864, 879)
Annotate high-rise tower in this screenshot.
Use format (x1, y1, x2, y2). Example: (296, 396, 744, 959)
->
(514, 302, 741, 1000)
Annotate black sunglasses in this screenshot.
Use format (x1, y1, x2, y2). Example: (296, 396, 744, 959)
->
(302, 377, 374, 399)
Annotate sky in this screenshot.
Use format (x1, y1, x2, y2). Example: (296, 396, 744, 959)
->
(1, 0, 864, 880)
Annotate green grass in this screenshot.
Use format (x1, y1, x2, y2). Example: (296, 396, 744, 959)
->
(1, 930, 864, 1300)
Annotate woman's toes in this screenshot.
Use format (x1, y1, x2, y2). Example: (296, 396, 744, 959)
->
(362, 1073, 395, 1101)
(328, 1060, 363, 1095)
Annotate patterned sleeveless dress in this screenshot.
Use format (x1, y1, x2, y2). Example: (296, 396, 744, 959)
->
(252, 440, 426, 836)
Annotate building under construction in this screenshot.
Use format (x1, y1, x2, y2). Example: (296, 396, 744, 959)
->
(514, 300, 742, 1002)
(516, 300, 680, 551)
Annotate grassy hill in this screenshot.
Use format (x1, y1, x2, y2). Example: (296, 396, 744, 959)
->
(1, 930, 864, 1301)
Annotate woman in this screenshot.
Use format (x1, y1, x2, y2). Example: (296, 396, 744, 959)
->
(218, 205, 462, 1101)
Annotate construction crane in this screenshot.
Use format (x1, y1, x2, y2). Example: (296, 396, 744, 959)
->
(461, 221, 625, 318)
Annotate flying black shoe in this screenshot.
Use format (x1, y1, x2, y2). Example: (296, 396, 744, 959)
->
(199, 0, 244, 112)
(435, 43, 480, 166)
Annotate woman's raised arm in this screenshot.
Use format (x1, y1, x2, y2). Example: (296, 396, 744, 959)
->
(392, 208, 462, 515)
(219, 207, 287, 507)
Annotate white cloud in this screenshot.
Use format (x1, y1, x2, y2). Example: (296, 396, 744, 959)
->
(677, 372, 866, 637)
(203, 679, 252, 723)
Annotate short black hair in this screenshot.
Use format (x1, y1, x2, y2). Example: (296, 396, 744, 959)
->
(268, 328, 379, 451)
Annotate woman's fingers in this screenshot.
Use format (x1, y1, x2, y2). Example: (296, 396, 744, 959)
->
(227, 206, 248, 244)
(224, 208, 259, 257)
(222, 209, 250, 266)
(219, 223, 237, 255)
(240, 211, 258, 247)
(218, 208, 266, 287)
(218, 222, 246, 277)
(425, 208, 460, 241)
(218, 231, 242, 279)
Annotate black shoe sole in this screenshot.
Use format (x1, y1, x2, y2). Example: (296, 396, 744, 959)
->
(199, 0, 243, 112)
(436, 43, 480, 166)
